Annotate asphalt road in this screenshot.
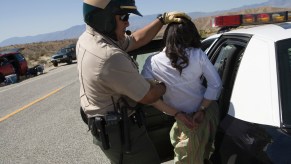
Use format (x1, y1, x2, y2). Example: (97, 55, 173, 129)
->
(0, 62, 173, 164)
(0, 63, 110, 164)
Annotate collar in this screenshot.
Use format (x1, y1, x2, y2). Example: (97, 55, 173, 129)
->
(85, 25, 121, 48)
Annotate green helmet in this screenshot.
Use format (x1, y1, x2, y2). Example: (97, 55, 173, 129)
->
(83, 0, 142, 39)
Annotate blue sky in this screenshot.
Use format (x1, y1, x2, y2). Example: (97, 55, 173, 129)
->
(0, 0, 268, 42)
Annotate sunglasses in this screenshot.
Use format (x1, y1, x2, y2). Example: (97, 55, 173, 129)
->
(119, 13, 130, 22)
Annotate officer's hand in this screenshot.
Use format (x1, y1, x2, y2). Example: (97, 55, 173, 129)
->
(161, 11, 191, 24)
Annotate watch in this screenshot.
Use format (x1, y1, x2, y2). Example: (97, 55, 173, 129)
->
(200, 105, 206, 111)
(200, 105, 206, 110)
(157, 14, 165, 25)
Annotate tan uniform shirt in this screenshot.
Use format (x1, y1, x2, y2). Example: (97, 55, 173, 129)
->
(77, 26, 150, 117)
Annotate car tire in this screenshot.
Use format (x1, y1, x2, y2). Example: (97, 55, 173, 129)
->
(53, 62, 58, 67)
(67, 57, 73, 64)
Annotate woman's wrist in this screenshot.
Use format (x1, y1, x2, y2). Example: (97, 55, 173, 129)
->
(198, 105, 207, 114)
(174, 111, 183, 117)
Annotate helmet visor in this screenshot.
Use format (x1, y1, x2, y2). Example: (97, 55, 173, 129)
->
(119, 5, 142, 16)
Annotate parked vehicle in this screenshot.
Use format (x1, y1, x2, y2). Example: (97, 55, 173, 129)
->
(0, 48, 28, 81)
(51, 44, 76, 67)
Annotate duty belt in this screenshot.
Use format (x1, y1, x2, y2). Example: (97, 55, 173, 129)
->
(88, 105, 144, 153)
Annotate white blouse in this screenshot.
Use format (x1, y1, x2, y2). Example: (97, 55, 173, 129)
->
(141, 48, 222, 113)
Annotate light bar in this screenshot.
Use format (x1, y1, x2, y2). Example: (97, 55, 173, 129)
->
(272, 12, 286, 22)
(242, 14, 255, 24)
(214, 15, 241, 27)
(212, 11, 291, 27)
(257, 13, 270, 23)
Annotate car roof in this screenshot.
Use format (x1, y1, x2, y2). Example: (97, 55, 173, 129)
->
(224, 22, 291, 42)
(203, 34, 222, 42)
(0, 48, 24, 58)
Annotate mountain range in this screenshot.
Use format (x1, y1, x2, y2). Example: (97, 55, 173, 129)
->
(1, 0, 291, 47)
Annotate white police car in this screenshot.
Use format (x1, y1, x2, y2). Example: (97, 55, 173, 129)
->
(128, 11, 291, 163)
(205, 11, 291, 163)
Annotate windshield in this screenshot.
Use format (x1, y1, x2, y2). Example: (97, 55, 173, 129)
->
(276, 38, 291, 127)
(14, 53, 25, 61)
(58, 48, 67, 53)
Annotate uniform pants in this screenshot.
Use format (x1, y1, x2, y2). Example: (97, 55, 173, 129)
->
(93, 120, 160, 164)
(170, 102, 220, 164)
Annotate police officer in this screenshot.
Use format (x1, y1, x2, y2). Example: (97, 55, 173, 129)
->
(77, 0, 191, 163)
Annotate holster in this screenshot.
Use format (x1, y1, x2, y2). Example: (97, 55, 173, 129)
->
(88, 117, 110, 150)
(133, 104, 145, 128)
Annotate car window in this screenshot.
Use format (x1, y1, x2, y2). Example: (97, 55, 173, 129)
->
(201, 38, 217, 52)
(209, 38, 247, 119)
(59, 49, 66, 53)
(0, 57, 9, 66)
(276, 38, 291, 126)
(14, 53, 25, 62)
(135, 52, 159, 73)
(214, 45, 237, 77)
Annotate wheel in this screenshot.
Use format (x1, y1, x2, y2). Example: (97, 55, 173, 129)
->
(67, 57, 73, 64)
(53, 62, 58, 67)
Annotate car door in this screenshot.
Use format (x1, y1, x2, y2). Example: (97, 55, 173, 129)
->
(71, 45, 77, 60)
(0, 57, 15, 76)
(205, 34, 266, 164)
(13, 53, 28, 76)
(207, 34, 251, 119)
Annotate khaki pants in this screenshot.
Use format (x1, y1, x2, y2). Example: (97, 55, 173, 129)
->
(170, 102, 220, 164)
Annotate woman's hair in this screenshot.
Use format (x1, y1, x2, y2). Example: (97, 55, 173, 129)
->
(163, 17, 201, 74)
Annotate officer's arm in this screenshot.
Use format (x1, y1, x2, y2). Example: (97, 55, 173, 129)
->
(138, 83, 166, 104)
(128, 19, 163, 52)
(151, 99, 194, 129)
(128, 12, 191, 51)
